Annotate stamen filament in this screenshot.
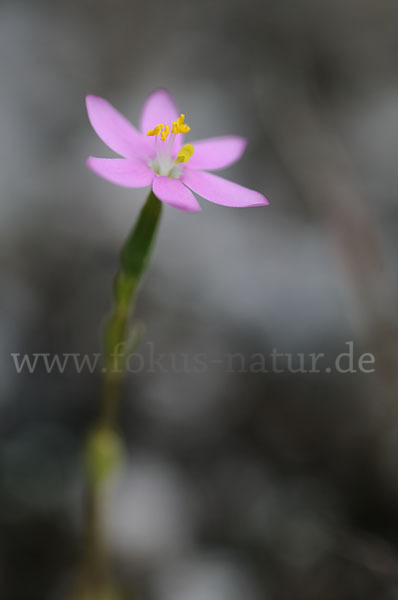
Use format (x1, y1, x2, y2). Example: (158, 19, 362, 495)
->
(148, 114, 194, 176)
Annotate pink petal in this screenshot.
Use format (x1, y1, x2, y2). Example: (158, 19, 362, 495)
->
(188, 136, 247, 170)
(152, 176, 201, 212)
(86, 95, 152, 159)
(140, 89, 179, 134)
(182, 169, 268, 207)
(140, 89, 183, 152)
(87, 157, 154, 188)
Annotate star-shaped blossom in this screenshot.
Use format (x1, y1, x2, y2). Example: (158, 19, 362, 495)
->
(86, 89, 268, 212)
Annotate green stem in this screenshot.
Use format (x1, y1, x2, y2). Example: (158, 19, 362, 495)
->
(102, 189, 162, 427)
(79, 191, 162, 599)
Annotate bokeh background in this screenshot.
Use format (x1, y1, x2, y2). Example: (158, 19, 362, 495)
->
(2, 0, 398, 598)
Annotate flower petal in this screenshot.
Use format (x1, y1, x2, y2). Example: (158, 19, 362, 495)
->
(140, 89, 180, 134)
(188, 136, 247, 170)
(86, 95, 152, 159)
(140, 89, 183, 153)
(182, 169, 268, 207)
(152, 176, 201, 212)
(87, 157, 154, 188)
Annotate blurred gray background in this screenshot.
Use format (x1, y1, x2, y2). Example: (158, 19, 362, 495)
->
(2, 0, 398, 598)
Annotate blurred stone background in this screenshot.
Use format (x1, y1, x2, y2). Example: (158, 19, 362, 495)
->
(2, 0, 398, 598)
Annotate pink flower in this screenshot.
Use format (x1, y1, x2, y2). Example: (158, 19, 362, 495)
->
(86, 89, 268, 212)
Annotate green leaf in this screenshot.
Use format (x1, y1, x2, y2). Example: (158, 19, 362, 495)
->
(119, 190, 162, 284)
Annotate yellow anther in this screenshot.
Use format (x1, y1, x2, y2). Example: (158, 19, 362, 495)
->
(147, 124, 164, 136)
(160, 124, 170, 141)
(170, 114, 191, 135)
(176, 143, 195, 164)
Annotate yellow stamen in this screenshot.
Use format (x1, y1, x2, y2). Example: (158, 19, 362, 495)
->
(170, 114, 191, 135)
(176, 143, 195, 164)
(177, 114, 190, 133)
(160, 124, 170, 141)
(147, 124, 163, 136)
(149, 113, 191, 138)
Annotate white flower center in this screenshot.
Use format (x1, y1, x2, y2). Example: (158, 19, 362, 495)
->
(149, 151, 183, 178)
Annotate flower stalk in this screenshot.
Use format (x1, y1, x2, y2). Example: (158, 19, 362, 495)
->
(101, 189, 162, 428)
(79, 190, 162, 599)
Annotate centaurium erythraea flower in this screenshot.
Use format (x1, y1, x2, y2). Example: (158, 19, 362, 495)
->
(86, 89, 268, 212)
